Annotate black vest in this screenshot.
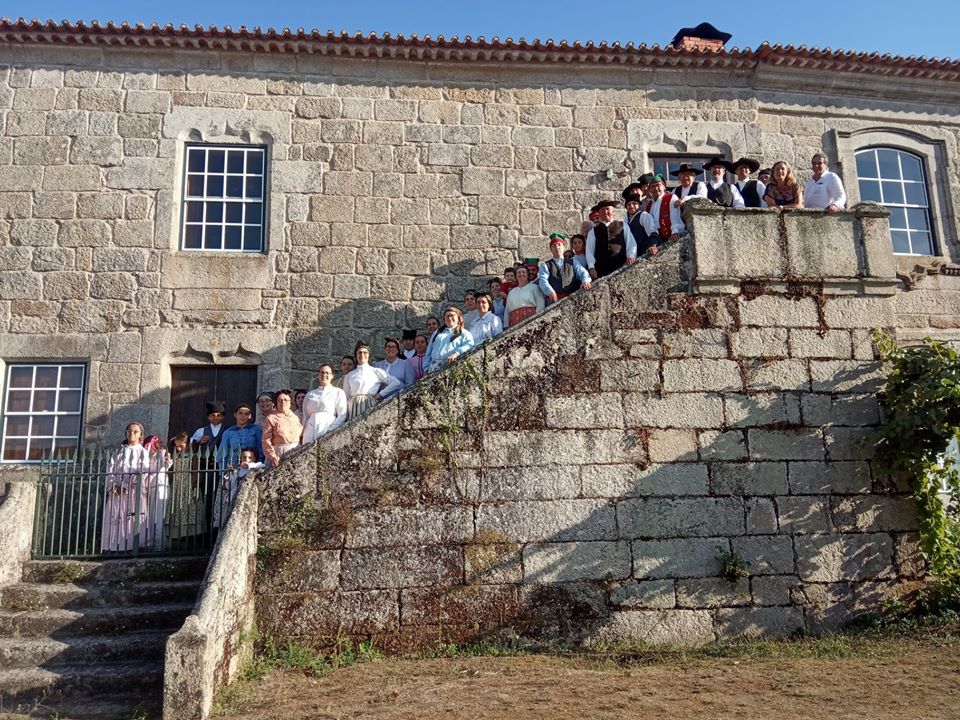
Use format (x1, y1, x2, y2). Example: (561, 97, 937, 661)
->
(707, 182, 735, 207)
(594, 220, 625, 278)
(545, 258, 581, 296)
(670, 182, 705, 200)
(628, 212, 660, 255)
(204, 423, 226, 450)
(739, 180, 762, 208)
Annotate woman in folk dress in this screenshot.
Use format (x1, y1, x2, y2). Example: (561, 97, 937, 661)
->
(342, 342, 403, 421)
(503, 265, 545, 329)
(101, 422, 153, 552)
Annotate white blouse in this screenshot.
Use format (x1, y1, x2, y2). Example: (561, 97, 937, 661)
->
(342, 364, 402, 402)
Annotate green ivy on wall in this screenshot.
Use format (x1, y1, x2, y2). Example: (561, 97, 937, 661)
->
(874, 331, 960, 585)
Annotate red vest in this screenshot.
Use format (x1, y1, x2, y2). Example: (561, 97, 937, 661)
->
(656, 193, 675, 238)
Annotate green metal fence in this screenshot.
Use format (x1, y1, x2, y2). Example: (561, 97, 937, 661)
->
(32, 447, 251, 559)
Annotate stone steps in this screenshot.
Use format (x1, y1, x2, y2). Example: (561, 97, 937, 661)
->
(20, 556, 208, 584)
(1, 579, 201, 610)
(0, 630, 170, 670)
(0, 555, 207, 718)
(0, 602, 194, 637)
(0, 661, 163, 711)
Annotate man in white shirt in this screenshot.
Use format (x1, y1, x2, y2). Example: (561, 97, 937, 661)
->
(803, 152, 846, 213)
(189, 400, 227, 453)
(670, 163, 707, 205)
(646, 175, 685, 241)
(704, 158, 745, 208)
(400, 329, 417, 359)
(731, 157, 766, 208)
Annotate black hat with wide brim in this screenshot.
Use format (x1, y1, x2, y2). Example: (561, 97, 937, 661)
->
(621, 182, 645, 201)
(670, 163, 704, 177)
(703, 158, 735, 172)
(731, 157, 761, 173)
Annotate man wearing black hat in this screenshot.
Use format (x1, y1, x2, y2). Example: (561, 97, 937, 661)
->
(731, 158, 765, 208)
(636, 173, 656, 214)
(401, 329, 417, 359)
(190, 400, 229, 453)
(704, 159, 745, 208)
(584, 199, 626, 279)
(671, 163, 708, 205)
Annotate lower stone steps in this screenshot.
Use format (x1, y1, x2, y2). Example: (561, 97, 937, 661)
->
(0, 661, 163, 712)
(20, 556, 208, 584)
(0, 602, 194, 637)
(1, 579, 201, 610)
(0, 630, 170, 670)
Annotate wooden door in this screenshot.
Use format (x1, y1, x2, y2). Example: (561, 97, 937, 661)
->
(168, 366, 259, 440)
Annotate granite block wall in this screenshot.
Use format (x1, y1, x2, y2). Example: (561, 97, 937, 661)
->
(0, 41, 958, 452)
(253, 208, 924, 649)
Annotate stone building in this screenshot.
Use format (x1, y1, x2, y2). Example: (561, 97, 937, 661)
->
(0, 19, 958, 466)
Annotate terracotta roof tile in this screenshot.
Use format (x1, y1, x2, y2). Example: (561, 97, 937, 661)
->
(0, 18, 957, 80)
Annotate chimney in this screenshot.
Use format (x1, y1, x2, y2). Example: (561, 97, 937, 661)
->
(670, 22, 732, 52)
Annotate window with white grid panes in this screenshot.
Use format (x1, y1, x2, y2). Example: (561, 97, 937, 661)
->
(650, 156, 722, 185)
(2, 363, 86, 462)
(855, 148, 935, 256)
(181, 145, 267, 252)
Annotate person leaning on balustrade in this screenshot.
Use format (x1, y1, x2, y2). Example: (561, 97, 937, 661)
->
(803, 152, 846, 214)
(425, 306, 477, 371)
(503, 264, 545, 329)
(763, 160, 804, 209)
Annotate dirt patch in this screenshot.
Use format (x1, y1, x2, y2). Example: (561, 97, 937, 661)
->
(220, 635, 960, 720)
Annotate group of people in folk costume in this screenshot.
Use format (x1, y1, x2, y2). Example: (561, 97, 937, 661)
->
(100, 153, 846, 552)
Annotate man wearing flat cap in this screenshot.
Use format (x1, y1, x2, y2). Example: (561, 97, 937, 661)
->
(671, 163, 708, 206)
(732, 157, 766, 208)
(538, 233, 592, 305)
(704, 158, 745, 208)
(585, 199, 626, 279)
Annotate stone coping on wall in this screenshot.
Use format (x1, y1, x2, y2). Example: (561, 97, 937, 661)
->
(684, 200, 898, 296)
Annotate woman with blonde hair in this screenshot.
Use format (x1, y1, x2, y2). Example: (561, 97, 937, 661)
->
(424, 306, 476, 372)
(763, 160, 804, 209)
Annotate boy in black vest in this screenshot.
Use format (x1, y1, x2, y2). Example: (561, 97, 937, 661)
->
(537, 233, 592, 304)
(584, 199, 625, 279)
(732, 157, 766, 208)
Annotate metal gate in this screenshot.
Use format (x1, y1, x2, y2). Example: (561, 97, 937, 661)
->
(32, 448, 246, 559)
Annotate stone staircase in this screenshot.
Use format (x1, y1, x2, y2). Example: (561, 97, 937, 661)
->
(0, 556, 206, 719)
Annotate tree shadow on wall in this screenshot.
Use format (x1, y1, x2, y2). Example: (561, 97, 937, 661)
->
(254, 252, 909, 652)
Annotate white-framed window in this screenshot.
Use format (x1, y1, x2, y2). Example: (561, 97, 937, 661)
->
(855, 147, 936, 256)
(651, 155, 722, 185)
(2, 363, 86, 462)
(181, 144, 267, 253)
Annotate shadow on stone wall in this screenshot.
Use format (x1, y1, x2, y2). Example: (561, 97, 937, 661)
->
(252, 238, 922, 651)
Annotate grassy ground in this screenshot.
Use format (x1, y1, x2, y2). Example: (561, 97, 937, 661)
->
(213, 622, 960, 720)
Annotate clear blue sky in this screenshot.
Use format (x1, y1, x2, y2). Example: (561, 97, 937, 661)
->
(4, 1, 955, 60)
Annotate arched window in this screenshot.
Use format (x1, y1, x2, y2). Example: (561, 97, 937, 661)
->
(855, 148, 935, 256)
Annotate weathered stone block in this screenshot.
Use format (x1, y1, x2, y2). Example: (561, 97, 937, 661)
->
(14, 137, 69, 165)
(795, 533, 894, 582)
(748, 429, 824, 461)
(70, 136, 123, 166)
(751, 575, 799, 606)
(824, 427, 876, 461)
(610, 580, 676, 609)
(523, 541, 632, 582)
(662, 359, 742, 392)
(788, 461, 872, 495)
(738, 295, 820, 328)
(730, 328, 789, 357)
(0, 272, 42, 300)
(479, 466, 580, 502)
(544, 393, 623, 429)
(676, 577, 751, 608)
(830, 496, 918, 533)
(595, 609, 715, 645)
(476, 498, 616, 543)
(617, 497, 745, 539)
(711, 462, 788, 495)
(743, 358, 810, 392)
(731, 535, 795, 574)
(776, 496, 833, 534)
(822, 296, 895, 329)
(714, 606, 805, 639)
(698, 430, 748, 461)
(341, 545, 462, 590)
(623, 392, 724, 429)
(347, 506, 473, 548)
(599, 360, 659, 392)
